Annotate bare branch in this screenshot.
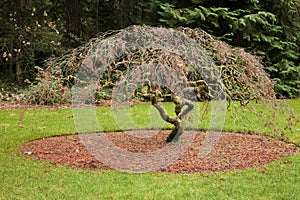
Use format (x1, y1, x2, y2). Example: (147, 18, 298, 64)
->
(178, 98, 194, 119)
(152, 102, 179, 125)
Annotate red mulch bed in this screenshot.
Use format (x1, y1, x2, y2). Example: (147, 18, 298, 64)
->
(19, 130, 299, 174)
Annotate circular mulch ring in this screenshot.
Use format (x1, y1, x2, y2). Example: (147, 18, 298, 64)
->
(19, 130, 299, 174)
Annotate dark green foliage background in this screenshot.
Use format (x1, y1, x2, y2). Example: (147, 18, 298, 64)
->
(0, 0, 299, 98)
(146, 0, 300, 98)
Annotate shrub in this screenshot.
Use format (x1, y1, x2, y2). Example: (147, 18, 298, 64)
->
(23, 66, 71, 105)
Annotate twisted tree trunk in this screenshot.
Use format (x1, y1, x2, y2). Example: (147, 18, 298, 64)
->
(151, 94, 194, 142)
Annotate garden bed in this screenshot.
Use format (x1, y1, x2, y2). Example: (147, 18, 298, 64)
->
(20, 130, 299, 174)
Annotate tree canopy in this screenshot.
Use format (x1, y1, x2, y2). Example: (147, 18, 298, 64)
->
(47, 25, 277, 141)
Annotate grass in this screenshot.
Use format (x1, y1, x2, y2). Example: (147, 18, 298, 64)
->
(0, 99, 299, 199)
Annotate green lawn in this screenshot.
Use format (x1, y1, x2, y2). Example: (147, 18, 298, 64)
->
(0, 100, 299, 199)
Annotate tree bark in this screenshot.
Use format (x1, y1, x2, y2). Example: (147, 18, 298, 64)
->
(64, 0, 82, 47)
(18, 0, 32, 13)
(151, 94, 194, 142)
(16, 0, 32, 22)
